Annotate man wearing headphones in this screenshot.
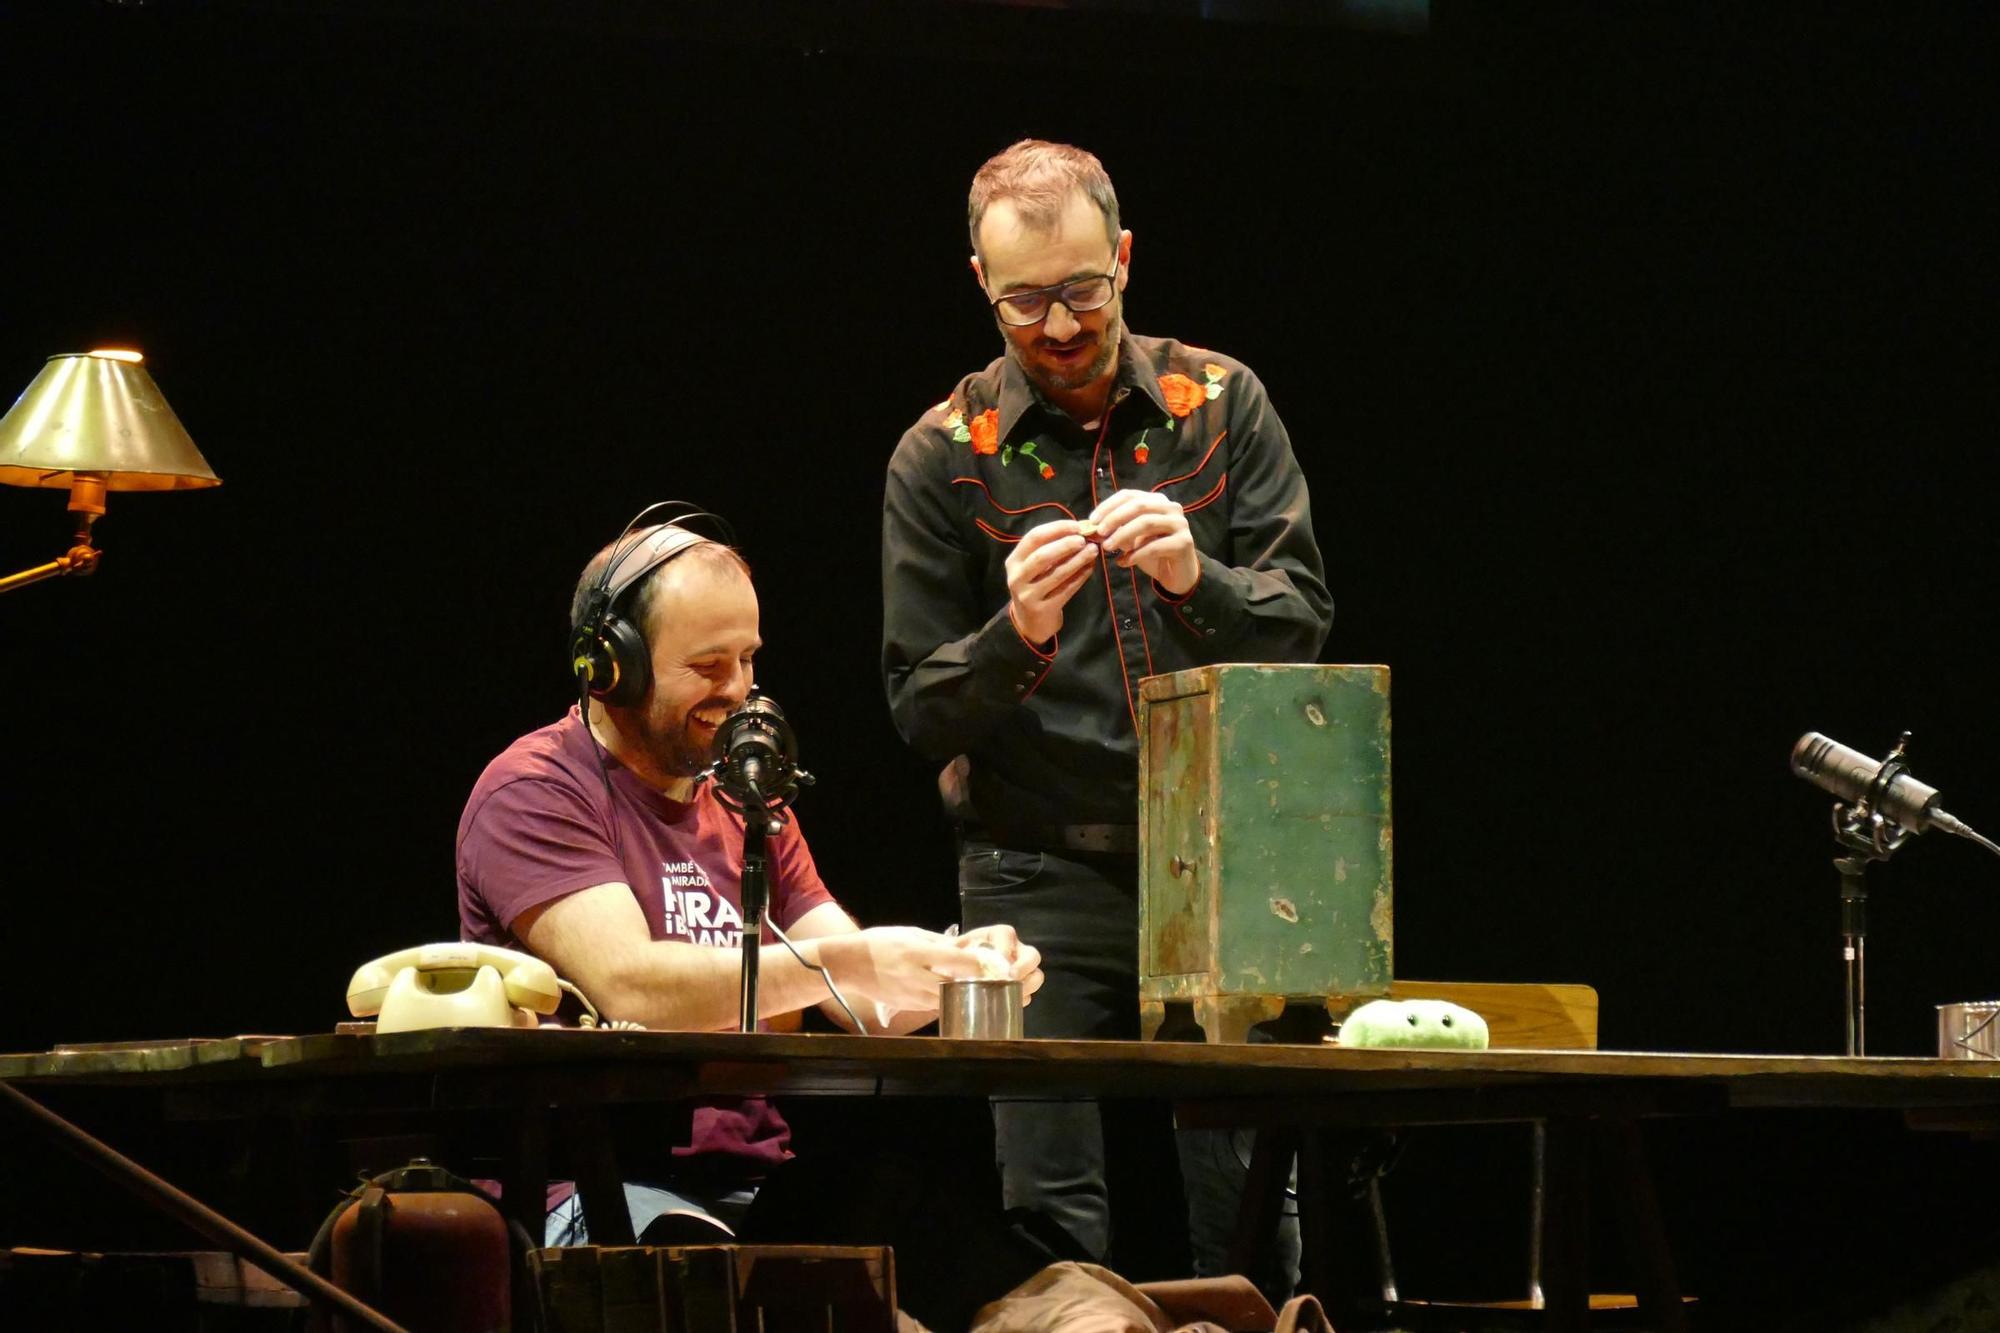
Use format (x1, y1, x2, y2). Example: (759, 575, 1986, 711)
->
(457, 515, 1042, 1245)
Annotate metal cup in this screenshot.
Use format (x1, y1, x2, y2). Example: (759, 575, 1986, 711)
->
(938, 979, 1024, 1039)
(1938, 1001, 2000, 1059)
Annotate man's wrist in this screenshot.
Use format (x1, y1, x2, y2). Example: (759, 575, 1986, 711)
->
(805, 933, 849, 981)
(1007, 602, 1058, 655)
(1152, 554, 1202, 601)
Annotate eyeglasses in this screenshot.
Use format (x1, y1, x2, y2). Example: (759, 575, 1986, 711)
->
(988, 260, 1120, 327)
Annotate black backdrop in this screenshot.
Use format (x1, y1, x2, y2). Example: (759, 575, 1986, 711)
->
(4, 0, 1999, 1309)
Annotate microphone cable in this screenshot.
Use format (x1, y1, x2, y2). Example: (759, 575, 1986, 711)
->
(762, 911, 865, 1035)
(580, 673, 625, 864)
(1943, 817, 2000, 859)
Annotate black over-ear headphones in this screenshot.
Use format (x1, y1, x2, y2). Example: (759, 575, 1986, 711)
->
(569, 502, 733, 708)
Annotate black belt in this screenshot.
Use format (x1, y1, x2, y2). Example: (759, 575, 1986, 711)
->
(980, 823, 1139, 856)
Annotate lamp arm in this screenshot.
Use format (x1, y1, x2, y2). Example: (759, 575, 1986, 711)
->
(0, 541, 102, 594)
(1, 485, 105, 594)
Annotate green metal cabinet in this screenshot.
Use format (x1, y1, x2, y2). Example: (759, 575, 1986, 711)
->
(1137, 664, 1393, 1043)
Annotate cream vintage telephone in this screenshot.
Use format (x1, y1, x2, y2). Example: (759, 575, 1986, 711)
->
(346, 943, 563, 1033)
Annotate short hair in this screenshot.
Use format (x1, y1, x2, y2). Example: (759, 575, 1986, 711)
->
(967, 139, 1120, 263)
(570, 529, 752, 646)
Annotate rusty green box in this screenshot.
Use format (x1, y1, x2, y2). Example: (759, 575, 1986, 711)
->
(1137, 664, 1392, 1043)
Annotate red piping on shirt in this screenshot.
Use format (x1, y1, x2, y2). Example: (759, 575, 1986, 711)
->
(1097, 554, 1142, 736)
(1081, 413, 1141, 733)
(951, 476, 1078, 526)
(1127, 564, 1156, 677)
(1180, 473, 1229, 516)
(1151, 427, 1229, 493)
(1095, 415, 1117, 504)
(1017, 628, 1057, 699)
(1022, 657, 1056, 702)
(974, 517, 1021, 543)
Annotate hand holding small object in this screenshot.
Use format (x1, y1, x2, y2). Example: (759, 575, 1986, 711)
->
(1005, 519, 1099, 646)
(817, 926, 985, 1011)
(1086, 490, 1197, 594)
(947, 924, 1045, 1002)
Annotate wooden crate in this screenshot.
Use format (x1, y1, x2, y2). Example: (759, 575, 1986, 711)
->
(0, 1249, 307, 1330)
(1138, 664, 1393, 1043)
(532, 1244, 896, 1333)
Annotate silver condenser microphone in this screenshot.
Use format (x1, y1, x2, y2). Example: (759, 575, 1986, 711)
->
(1791, 732, 1996, 852)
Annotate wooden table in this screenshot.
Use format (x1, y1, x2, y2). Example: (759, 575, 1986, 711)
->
(8, 1031, 2000, 1328)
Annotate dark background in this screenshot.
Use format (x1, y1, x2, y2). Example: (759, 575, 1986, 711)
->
(4, 0, 1999, 1319)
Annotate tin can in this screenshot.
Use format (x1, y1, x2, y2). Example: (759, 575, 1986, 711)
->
(939, 979, 1024, 1039)
(1937, 1001, 2000, 1059)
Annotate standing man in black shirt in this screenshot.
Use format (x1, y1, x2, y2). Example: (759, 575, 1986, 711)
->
(881, 140, 1331, 1288)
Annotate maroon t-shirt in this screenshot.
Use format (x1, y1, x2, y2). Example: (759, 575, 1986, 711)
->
(456, 707, 836, 1177)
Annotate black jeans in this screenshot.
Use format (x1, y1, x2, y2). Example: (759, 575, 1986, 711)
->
(957, 837, 1300, 1295)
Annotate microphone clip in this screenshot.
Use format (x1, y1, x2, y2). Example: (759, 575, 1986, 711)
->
(705, 691, 815, 822)
(1831, 731, 1917, 861)
(706, 761, 817, 820)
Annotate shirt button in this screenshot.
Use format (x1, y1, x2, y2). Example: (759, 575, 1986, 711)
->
(1204, 628, 1217, 638)
(1191, 616, 1204, 625)
(1120, 617, 1135, 630)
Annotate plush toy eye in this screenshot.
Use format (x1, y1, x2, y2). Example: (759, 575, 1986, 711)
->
(1406, 1013, 1419, 1026)
(1442, 1015, 1455, 1027)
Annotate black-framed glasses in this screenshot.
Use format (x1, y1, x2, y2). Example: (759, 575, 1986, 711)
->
(989, 260, 1120, 327)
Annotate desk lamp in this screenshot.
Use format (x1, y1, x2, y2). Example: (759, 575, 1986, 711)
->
(0, 350, 220, 594)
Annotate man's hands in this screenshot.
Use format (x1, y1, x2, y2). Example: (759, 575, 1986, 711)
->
(1006, 521, 1098, 647)
(1088, 490, 1198, 595)
(952, 924, 1045, 1003)
(815, 926, 984, 1013)
(813, 924, 1045, 1016)
(1007, 491, 1198, 646)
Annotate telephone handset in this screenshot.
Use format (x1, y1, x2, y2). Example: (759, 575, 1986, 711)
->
(347, 943, 562, 1033)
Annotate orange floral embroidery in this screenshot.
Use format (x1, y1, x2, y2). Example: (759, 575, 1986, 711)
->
(966, 408, 1000, 456)
(945, 400, 1054, 479)
(1158, 373, 1207, 418)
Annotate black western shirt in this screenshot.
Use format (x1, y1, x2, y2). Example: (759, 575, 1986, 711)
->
(882, 331, 1334, 834)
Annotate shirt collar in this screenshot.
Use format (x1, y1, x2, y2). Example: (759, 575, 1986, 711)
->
(1120, 335, 1173, 419)
(993, 331, 1172, 442)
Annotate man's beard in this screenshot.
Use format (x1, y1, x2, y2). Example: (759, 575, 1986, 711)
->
(1008, 307, 1124, 396)
(633, 699, 723, 780)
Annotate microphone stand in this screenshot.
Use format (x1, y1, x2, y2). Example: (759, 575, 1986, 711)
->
(737, 779, 777, 1035)
(711, 764, 813, 1034)
(708, 693, 815, 1035)
(1824, 733, 1917, 1057)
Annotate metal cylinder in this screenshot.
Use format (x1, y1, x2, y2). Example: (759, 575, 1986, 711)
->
(1938, 1001, 2000, 1060)
(938, 979, 1024, 1039)
(327, 1162, 510, 1333)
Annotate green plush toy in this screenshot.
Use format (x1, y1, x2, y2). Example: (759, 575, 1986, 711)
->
(1339, 998, 1490, 1050)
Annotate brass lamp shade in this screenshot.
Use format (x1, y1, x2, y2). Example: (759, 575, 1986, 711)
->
(0, 352, 220, 491)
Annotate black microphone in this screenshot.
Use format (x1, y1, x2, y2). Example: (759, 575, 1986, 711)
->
(712, 692, 800, 809)
(1790, 732, 1976, 839)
